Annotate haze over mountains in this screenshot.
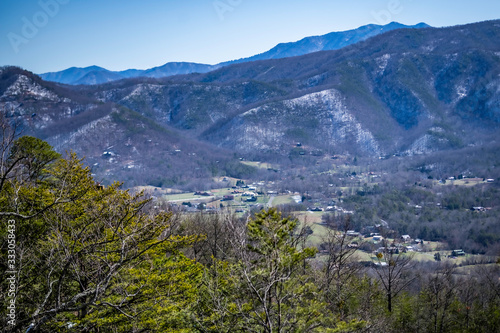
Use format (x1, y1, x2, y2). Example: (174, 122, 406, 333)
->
(2, 20, 500, 187)
(39, 22, 429, 85)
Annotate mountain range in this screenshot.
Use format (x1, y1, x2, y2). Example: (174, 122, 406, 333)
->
(2, 20, 500, 187)
(39, 22, 429, 85)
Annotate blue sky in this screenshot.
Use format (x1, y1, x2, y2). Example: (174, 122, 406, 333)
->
(1, 0, 499, 73)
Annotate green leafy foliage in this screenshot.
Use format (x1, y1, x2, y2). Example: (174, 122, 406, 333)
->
(0, 136, 499, 332)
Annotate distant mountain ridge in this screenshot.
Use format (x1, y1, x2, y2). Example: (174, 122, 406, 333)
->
(39, 22, 429, 85)
(3, 20, 500, 187)
(220, 22, 430, 65)
(40, 62, 219, 86)
(85, 19, 500, 157)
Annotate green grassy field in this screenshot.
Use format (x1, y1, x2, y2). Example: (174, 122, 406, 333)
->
(291, 213, 492, 264)
(164, 192, 211, 201)
(304, 222, 332, 247)
(295, 211, 328, 224)
(210, 188, 235, 196)
(272, 195, 295, 206)
(164, 188, 237, 202)
(202, 192, 270, 212)
(292, 212, 335, 247)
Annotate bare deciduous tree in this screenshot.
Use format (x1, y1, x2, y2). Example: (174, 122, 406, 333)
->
(320, 215, 363, 319)
(373, 240, 416, 312)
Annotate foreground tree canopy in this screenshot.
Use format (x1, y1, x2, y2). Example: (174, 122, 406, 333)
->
(1, 133, 499, 332)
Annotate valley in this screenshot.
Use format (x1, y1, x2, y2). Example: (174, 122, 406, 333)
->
(1, 17, 500, 332)
(1, 20, 500, 258)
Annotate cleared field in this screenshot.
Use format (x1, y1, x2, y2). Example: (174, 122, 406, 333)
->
(130, 185, 176, 196)
(164, 187, 238, 202)
(272, 195, 295, 206)
(241, 161, 278, 170)
(291, 212, 332, 247)
(213, 176, 240, 185)
(437, 178, 488, 186)
(296, 223, 488, 264)
(164, 192, 205, 201)
(306, 222, 332, 247)
(204, 193, 270, 212)
(295, 211, 328, 224)
(164, 192, 220, 202)
(210, 188, 235, 196)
